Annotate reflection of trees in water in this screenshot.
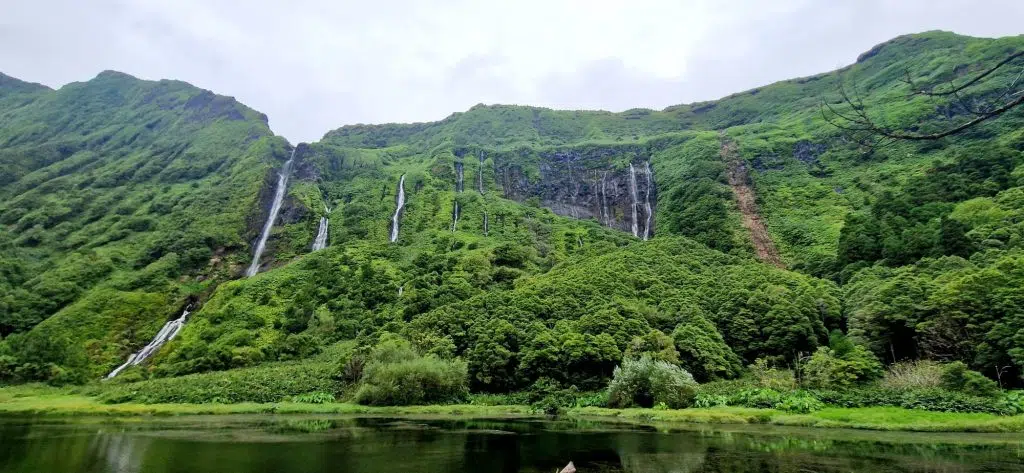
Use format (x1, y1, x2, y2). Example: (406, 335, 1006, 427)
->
(89, 433, 150, 473)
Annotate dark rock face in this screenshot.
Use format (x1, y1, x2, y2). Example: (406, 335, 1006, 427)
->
(793, 141, 827, 166)
(492, 147, 656, 238)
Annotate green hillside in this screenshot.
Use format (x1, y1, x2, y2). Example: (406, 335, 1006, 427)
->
(1, 31, 1023, 405)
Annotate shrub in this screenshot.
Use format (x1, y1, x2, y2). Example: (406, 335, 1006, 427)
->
(748, 358, 797, 390)
(802, 345, 882, 388)
(693, 393, 728, 408)
(940, 362, 1001, 398)
(353, 355, 469, 406)
(775, 391, 825, 413)
(731, 388, 784, 408)
(291, 391, 336, 404)
(526, 377, 580, 415)
(881, 360, 944, 390)
(607, 356, 698, 409)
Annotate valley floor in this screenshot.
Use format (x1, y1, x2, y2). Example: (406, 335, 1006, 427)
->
(2, 385, 1023, 433)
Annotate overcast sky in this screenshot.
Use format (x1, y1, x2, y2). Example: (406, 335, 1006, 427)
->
(2, 1, 1022, 143)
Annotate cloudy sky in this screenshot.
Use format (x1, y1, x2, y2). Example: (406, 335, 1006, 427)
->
(2, 1, 1022, 143)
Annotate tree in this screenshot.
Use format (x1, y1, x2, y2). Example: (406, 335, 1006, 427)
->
(823, 50, 1024, 144)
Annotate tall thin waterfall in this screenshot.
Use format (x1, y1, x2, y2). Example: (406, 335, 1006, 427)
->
(629, 163, 640, 238)
(390, 175, 406, 243)
(477, 152, 485, 194)
(246, 148, 296, 277)
(483, 211, 489, 236)
(643, 161, 654, 241)
(312, 205, 330, 251)
(106, 306, 191, 379)
(452, 162, 463, 232)
(600, 171, 610, 226)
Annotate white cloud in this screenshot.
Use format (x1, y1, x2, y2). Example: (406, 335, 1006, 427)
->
(1, 0, 1022, 142)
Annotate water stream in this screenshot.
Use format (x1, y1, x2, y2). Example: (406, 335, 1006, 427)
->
(311, 205, 330, 251)
(389, 175, 406, 243)
(643, 161, 653, 241)
(246, 148, 296, 277)
(628, 163, 640, 238)
(106, 306, 191, 379)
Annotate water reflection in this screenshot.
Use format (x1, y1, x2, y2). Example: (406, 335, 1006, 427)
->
(0, 416, 1021, 473)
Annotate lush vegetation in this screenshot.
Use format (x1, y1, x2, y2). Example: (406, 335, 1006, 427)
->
(1, 31, 1023, 427)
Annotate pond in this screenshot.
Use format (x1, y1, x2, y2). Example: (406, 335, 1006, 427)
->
(0, 415, 1022, 472)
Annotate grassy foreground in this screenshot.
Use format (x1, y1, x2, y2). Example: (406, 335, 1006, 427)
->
(2, 385, 1023, 433)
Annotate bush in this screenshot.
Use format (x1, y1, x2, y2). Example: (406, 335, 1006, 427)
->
(353, 355, 469, 406)
(291, 391, 336, 404)
(940, 362, 1001, 398)
(349, 336, 468, 406)
(775, 391, 825, 413)
(881, 360, 944, 390)
(607, 356, 698, 409)
(748, 358, 797, 390)
(802, 345, 882, 388)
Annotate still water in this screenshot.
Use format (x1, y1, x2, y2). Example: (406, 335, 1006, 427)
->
(0, 415, 1022, 472)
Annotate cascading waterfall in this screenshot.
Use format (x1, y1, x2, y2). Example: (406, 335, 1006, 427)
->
(483, 211, 489, 236)
(390, 175, 406, 243)
(643, 161, 654, 241)
(451, 162, 463, 232)
(451, 202, 460, 232)
(477, 152, 485, 194)
(246, 148, 296, 277)
(312, 205, 330, 251)
(106, 306, 191, 379)
(600, 171, 610, 226)
(629, 163, 640, 238)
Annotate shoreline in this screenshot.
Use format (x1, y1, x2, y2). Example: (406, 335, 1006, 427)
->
(2, 389, 1023, 433)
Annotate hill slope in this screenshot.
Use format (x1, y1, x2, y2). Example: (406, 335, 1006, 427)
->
(1, 31, 1023, 388)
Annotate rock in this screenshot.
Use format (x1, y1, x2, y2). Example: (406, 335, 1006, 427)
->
(559, 461, 576, 473)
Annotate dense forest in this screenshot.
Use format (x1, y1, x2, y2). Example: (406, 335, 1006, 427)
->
(1, 31, 1023, 414)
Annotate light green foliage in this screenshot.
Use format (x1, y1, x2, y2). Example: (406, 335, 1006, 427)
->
(881, 360, 945, 390)
(607, 356, 698, 409)
(802, 344, 884, 389)
(352, 335, 469, 406)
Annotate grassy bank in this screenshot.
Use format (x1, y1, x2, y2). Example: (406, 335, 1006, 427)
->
(2, 385, 1023, 433)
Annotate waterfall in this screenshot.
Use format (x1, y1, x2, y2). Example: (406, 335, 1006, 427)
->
(629, 163, 640, 238)
(600, 171, 610, 226)
(246, 148, 296, 277)
(398, 284, 404, 297)
(390, 175, 406, 243)
(455, 162, 464, 192)
(643, 161, 653, 241)
(477, 152, 485, 194)
(312, 205, 330, 251)
(451, 202, 460, 232)
(451, 162, 463, 232)
(106, 306, 191, 379)
(483, 211, 489, 236)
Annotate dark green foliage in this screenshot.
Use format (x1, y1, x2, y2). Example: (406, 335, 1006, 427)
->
(940, 362, 1001, 398)
(607, 356, 698, 409)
